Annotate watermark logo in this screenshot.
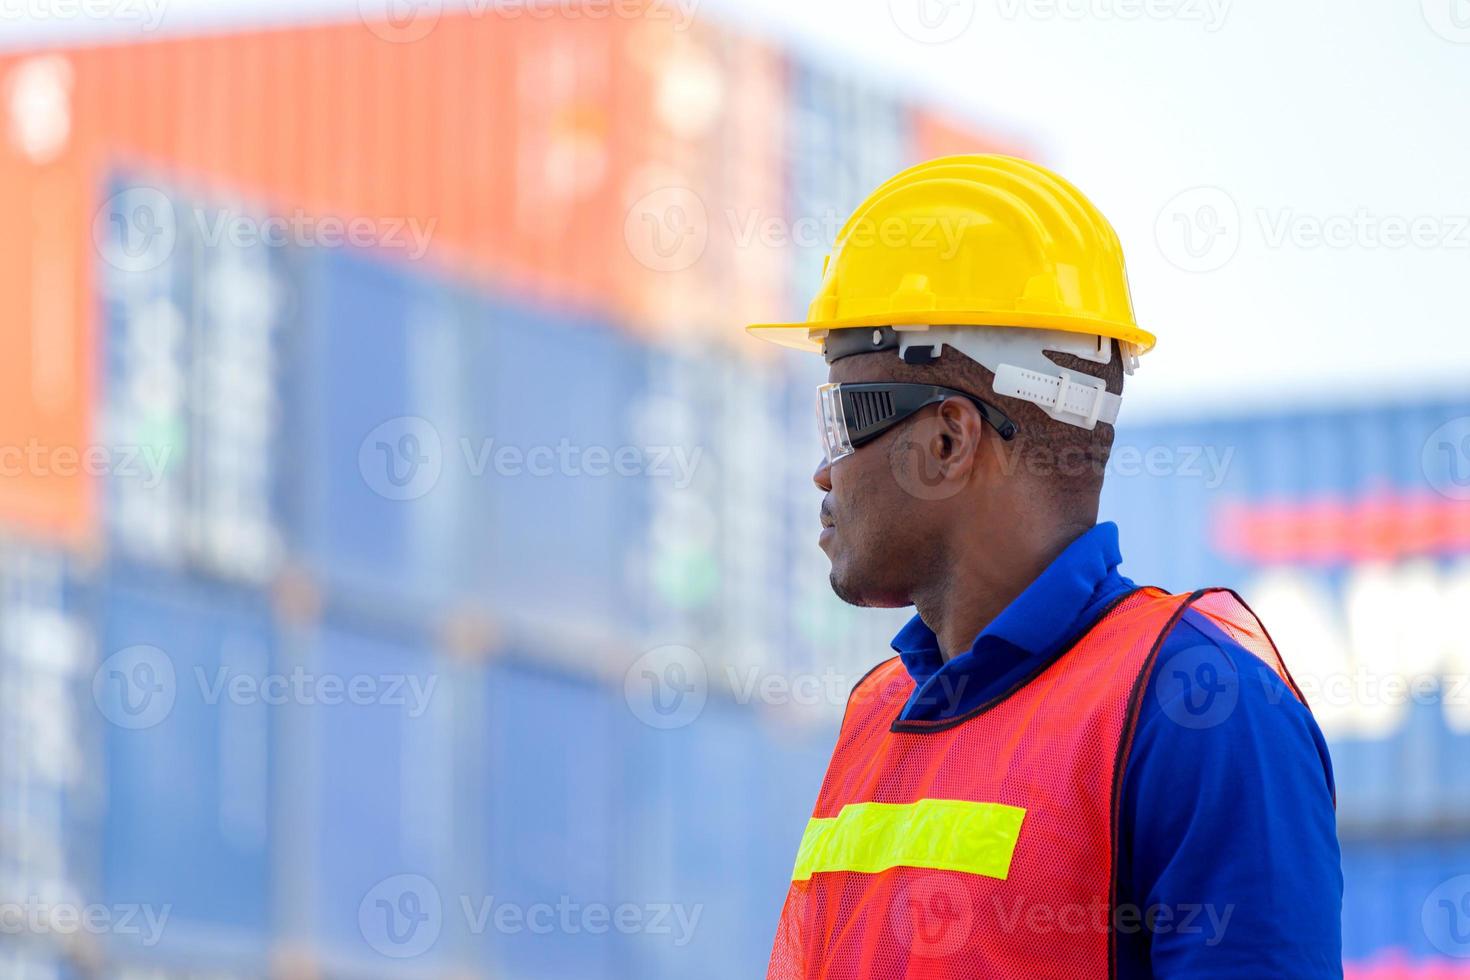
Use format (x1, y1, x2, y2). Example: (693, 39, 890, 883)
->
(461, 895, 701, 944)
(359, 417, 444, 501)
(624, 645, 707, 729)
(360, 874, 443, 958)
(359, 0, 442, 43)
(1155, 186, 1240, 272)
(1154, 644, 1239, 729)
(888, 874, 974, 958)
(359, 422, 704, 500)
(1422, 417, 1470, 501)
(0, 899, 171, 946)
(92, 644, 176, 729)
(0, 0, 169, 31)
(888, 0, 976, 43)
(93, 186, 177, 274)
(1422, 0, 1470, 42)
(624, 186, 709, 273)
(1423, 874, 1470, 958)
(994, 0, 1230, 31)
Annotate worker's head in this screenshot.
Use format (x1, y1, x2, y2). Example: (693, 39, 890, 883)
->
(746, 154, 1147, 605)
(814, 341, 1124, 608)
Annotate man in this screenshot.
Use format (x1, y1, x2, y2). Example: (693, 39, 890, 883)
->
(746, 155, 1342, 977)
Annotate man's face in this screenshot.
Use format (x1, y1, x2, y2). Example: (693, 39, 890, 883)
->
(814, 353, 948, 608)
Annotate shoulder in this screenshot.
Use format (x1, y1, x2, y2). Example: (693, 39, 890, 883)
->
(1123, 593, 1338, 814)
(839, 655, 910, 727)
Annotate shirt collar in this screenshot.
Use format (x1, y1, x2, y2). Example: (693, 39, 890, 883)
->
(891, 521, 1127, 671)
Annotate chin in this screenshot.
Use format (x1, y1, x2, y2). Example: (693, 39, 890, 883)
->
(828, 567, 910, 609)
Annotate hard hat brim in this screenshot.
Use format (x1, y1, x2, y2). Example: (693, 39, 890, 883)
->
(746, 313, 1157, 355)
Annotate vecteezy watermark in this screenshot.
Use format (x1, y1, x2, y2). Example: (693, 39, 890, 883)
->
(993, 896, 1234, 944)
(92, 646, 440, 730)
(194, 666, 439, 718)
(888, 874, 975, 958)
(1421, 0, 1470, 43)
(460, 895, 702, 946)
(888, 0, 977, 43)
(1155, 186, 1241, 273)
(358, 417, 704, 502)
(190, 207, 436, 260)
(624, 187, 709, 273)
(0, 0, 169, 30)
(624, 645, 708, 729)
(1422, 417, 1470, 501)
(92, 186, 437, 273)
(357, 0, 700, 44)
(1281, 668, 1470, 714)
(1424, 874, 1470, 958)
(624, 192, 978, 274)
(93, 645, 176, 730)
(358, 874, 701, 958)
(1157, 186, 1470, 271)
(0, 440, 171, 488)
(460, 438, 701, 489)
(1154, 643, 1240, 729)
(995, 0, 1230, 31)
(360, 874, 442, 959)
(359, 417, 444, 502)
(0, 898, 171, 947)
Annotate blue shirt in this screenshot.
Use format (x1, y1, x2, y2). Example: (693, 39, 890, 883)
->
(890, 522, 1343, 978)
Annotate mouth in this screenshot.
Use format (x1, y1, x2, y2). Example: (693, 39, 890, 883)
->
(819, 504, 835, 530)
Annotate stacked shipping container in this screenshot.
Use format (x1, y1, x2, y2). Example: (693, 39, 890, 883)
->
(0, 7, 1461, 978)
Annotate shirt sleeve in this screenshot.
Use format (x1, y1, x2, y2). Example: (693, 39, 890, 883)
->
(1115, 609, 1344, 978)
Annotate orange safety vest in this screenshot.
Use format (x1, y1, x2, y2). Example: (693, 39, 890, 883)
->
(767, 587, 1309, 979)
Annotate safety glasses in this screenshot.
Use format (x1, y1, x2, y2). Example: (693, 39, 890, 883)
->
(816, 382, 1019, 465)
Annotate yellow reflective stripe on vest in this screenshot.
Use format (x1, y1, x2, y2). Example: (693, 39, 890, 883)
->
(791, 799, 1026, 883)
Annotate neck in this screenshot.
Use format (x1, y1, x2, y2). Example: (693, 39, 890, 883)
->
(912, 516, 1094, 662)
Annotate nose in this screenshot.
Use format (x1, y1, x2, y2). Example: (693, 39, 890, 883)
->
(813, 456, 833, 492)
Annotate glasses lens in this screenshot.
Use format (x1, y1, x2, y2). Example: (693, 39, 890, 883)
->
(816, 383, 855, 464)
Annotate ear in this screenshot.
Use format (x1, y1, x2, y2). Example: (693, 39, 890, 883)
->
(886, 400, 990, 503)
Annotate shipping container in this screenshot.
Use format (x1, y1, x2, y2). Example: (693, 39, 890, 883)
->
(284, 247, 466, 611)
(96, 172, 287, 585)
(92, 562, 276, 967)
(454, 298, 650, 640)
(621, 697, 833, 980)
(0, 55, 97, 545)
(785, 62, 911, 319)
(0, 543, 92, 973)
(480, 659, 630, 979)
(274, 612, 454, 972)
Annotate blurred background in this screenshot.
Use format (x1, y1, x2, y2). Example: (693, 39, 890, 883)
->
(0, 0, 1468, 977)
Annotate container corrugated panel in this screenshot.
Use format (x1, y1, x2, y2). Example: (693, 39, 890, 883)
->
(0, 55, 96, 544)
(0, 543, 92, 969)
(279, 614, 453, 971)
(285, 247, 465, 610)
(481, 659, 628, 979)
(0, 949, 80, 980)
(1340, 838, 1470, 974)
(621, 699, 834, 980)
(44, 14, 631, 318)
(94, 562, 275, 966)
(96, 172, 287, 584)
(909, 107, 1031, 159)
(785, 62, 912, 328)
(631, 347, 788, 670)
(456, 299, 648, 637)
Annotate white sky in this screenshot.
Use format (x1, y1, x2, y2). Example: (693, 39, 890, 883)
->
(3, 0, 1467, 419)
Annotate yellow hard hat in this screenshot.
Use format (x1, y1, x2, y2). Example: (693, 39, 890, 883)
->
(747, 154, 1154, 355)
